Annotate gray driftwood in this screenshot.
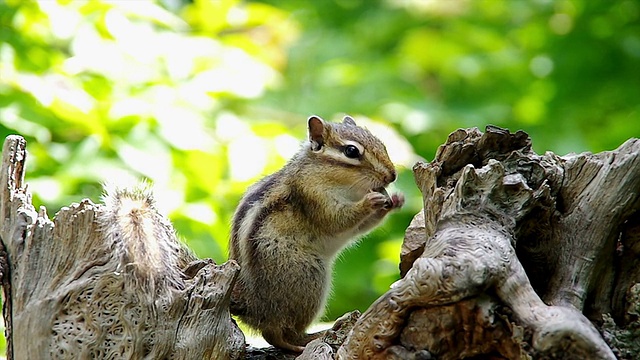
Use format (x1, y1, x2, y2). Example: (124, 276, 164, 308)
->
(336, 126, 640, 359)
(2, 126, 639, 360)
(0, 135, 245, 359)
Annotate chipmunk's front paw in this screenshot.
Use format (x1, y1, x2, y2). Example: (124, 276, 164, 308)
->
(386, 192, 405, 210)
(365, 191, 391, 210)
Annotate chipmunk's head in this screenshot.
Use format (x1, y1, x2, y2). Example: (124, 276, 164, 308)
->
(307, 115, 397, 197)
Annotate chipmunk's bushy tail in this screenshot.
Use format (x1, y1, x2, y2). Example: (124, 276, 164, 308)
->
(99, 182, 186, 295)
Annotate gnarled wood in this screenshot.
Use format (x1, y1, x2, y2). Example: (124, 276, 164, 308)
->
(0, 135, 245, 359)
(3, 127, 639, 359)
(338, 126, 639, 359)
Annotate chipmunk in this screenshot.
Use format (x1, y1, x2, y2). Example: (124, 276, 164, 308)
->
(229, 115, 404, 352)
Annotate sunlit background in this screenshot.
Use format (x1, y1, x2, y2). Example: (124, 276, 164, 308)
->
(1, 0, 639, 352)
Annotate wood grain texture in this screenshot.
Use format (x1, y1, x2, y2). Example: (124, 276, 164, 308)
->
(0, 135, 245, 359)
(2, 127, 639, 359)
(337, 126, 639, 359)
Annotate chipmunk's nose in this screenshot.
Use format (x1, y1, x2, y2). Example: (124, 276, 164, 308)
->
(385, 170, 397, 183)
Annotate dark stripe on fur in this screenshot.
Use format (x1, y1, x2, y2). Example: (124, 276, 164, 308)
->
(246, 193, 289, 262)
(230, 174, 278, 259)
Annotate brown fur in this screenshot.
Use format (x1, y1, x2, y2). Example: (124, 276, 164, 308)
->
(229, 115, 403, 352)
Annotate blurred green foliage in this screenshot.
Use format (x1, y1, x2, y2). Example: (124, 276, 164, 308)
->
(0, 0, 639, 350)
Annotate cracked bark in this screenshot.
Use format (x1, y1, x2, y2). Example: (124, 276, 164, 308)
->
(337, 126, 640, 359)
(0, 135, 245, 359)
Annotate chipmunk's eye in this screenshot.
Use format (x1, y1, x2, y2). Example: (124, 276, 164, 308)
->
(343, 145, 360, 159)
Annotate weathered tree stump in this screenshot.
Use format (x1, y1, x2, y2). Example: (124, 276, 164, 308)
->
(336, 126, 640, 359)
(0, 135, 245, 359)
(1, 127, 639, 359)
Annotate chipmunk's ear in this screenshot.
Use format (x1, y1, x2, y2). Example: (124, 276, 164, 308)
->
(308, 115, 325, 151)
(342, 115, 356, 126)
